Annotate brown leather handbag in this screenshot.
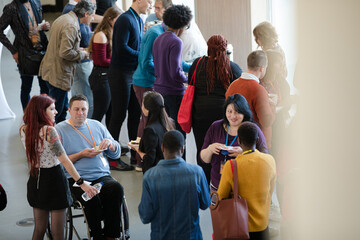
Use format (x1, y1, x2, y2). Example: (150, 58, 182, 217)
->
(210, 160, 249, 240)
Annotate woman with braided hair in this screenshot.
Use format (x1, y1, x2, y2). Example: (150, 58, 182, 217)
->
(188, 34, 242, 183)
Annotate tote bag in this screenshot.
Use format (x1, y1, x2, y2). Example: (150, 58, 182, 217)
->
(177, 57, 203, 133)
(210, 160, 249, 240)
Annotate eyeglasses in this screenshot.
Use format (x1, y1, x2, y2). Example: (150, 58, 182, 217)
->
(186, 24, 191, 30)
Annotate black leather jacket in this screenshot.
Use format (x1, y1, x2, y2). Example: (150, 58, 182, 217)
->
(0, 0, 48, 55)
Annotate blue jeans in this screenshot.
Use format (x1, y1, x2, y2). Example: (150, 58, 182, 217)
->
(72, 61, 94, 117)
(47, 83, 68, 123)
(20, 74, 48, 110)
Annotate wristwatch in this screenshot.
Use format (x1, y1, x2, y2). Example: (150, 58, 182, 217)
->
(76, 177, 84, 185)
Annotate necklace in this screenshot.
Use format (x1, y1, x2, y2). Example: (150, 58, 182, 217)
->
(24, 2, 31, 11)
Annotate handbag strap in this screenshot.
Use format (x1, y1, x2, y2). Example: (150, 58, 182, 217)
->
(230, 159, 239, 198)
(189, 57, 203, 86)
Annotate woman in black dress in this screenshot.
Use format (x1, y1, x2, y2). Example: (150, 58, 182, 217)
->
(129, 91, 174, 174)
(188, 35, 242, 183)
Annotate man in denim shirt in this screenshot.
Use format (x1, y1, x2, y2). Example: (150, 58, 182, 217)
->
(139, 130, 210, 240)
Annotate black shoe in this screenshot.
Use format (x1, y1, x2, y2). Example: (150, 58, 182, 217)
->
(121, 146, 130, 156)
(130, 157, 137, 165)
(117, 164, 134, 171)
(117, 159, 135, 171)
(110, 165, 125, 171)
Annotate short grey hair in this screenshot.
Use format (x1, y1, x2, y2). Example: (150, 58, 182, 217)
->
(73, 0, 96, 18)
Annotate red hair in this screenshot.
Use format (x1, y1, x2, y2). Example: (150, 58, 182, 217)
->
(206, 35, 232, 93)
(22, 94, 55, 177)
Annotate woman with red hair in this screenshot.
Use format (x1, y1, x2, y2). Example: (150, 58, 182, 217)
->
(188, 34, 242, 183)
(20, 94, 97, 240)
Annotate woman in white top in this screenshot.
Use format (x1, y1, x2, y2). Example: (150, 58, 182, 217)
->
(20, 94, 97, 240)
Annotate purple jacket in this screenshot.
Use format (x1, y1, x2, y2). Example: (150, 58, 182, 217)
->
(153, 31, 187, 95)
(201, 119, 268, 189)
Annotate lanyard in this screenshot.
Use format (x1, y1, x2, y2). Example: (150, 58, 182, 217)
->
(242, 149, 255, 155)
(225, 125, 238, 147)
(25, 6, 35, 28)
(129, 8, 142, 40)
(68, 120, 96, 148)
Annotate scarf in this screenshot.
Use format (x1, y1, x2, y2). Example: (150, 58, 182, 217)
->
(16, 0, 42, 32)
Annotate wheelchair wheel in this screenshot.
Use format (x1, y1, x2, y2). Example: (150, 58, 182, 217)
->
(65, 206, 73, 240)
(121, 195, 130, 240)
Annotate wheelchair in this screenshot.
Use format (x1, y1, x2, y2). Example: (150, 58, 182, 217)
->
(46, 195, 130, 240)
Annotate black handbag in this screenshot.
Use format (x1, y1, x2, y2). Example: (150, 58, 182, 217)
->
(18, 46, 45, 76)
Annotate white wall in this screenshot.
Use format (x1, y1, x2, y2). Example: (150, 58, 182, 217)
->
(271, 0, 297, 93)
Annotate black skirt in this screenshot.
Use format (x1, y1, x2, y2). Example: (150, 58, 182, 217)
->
(27, 165, 73, 210)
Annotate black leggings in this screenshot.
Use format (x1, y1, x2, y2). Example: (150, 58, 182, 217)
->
(89, 66, 112, 127)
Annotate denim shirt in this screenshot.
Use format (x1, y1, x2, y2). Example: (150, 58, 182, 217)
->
(138, 158, 211, 240)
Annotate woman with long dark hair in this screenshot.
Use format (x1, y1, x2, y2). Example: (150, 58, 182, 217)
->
(129, 91, 174, 173)
(88, 6, 123, 126)
(20, 95, 96, 240)
(200, 94, 268, 192)
(189, 35, 242, 183)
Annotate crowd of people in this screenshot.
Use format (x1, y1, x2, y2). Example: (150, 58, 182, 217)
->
(0, 0, 292, 239)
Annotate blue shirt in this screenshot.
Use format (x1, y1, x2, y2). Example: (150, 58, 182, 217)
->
(62, 4, 92, 63)
(111, 7, 143, 70)
(138, 158, 211, 240)
(55, 119, 121, 181)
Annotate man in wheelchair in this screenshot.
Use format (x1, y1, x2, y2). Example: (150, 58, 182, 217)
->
(56, 94, 124, 240)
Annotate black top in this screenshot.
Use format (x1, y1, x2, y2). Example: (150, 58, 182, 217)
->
(139, 121, 167, 174)
(96, 0, 116, 16)
(188, 57, 242, 125)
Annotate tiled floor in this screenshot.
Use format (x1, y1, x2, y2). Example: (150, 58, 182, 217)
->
(0, 20, 213, 239)
(0, 13, 281, 240)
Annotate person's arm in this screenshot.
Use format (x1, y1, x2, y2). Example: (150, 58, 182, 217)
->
(217, 160, 233, 200)
(100, 125, 121, 159)
(141, 30, 157, 77)
(255, 125, 268, 153)
(200, 123, 225, 163)
(139, 127, 158, 173)
(168, 39, 187, 83)
(255, 86, 275, 128)
(138, 177, 155, 223)
(198, 168, 211, 210)
(200, 143, 224, 164)
(230, 61, 242, 81)
(115, 15, 139, 57)
(0, 4, 19, 61)
(92, 14, 103, 23)
(47, 127, 97, 197)
(59, 26, 87, 61)
(93, 31, 111, 66)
